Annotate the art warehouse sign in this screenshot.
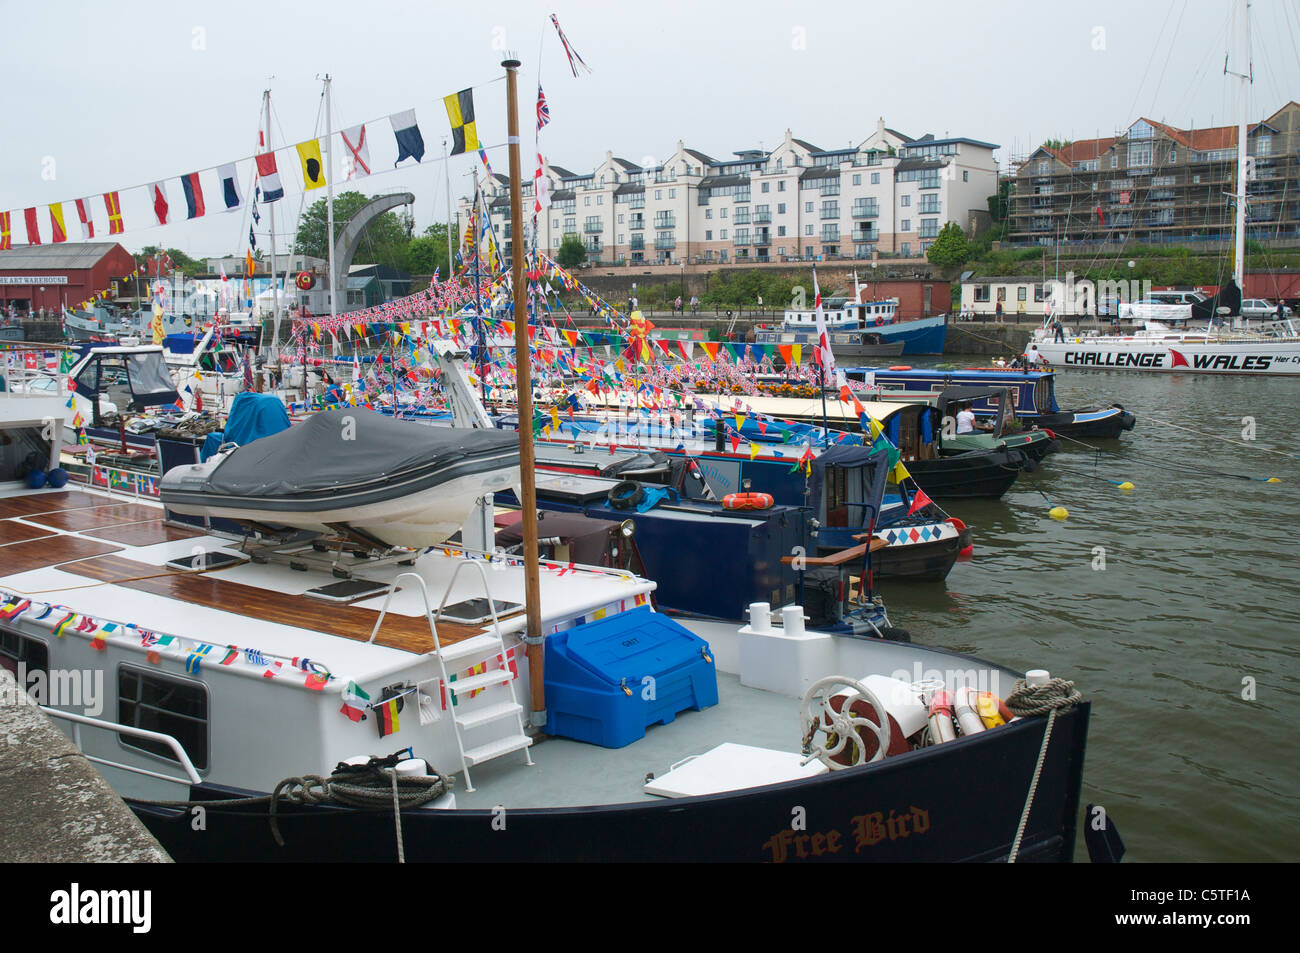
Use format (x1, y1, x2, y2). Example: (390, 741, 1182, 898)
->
(0, 276, 70, 285)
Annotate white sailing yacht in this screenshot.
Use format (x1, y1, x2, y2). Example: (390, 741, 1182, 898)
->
(1031, 0, 1300, 376)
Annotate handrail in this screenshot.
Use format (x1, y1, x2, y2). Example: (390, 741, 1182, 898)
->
(42, 706, 202, 786)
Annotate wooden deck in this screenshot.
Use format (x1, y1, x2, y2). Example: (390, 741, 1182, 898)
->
(83, 521, 204, 546)
(30, 502, 163, 532)
(60, 555, 509, 654)
(0, 520, 55, 545)
(0, 491, 110, 520)
(1, 536, 124, 574)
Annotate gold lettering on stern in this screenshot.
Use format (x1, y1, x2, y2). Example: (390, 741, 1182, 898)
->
(761, 806, 929, 862)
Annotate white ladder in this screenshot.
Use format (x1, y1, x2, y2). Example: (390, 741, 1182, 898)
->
(369, 562, 534, 792)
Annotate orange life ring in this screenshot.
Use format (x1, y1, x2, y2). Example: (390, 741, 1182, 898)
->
(888, 365, 912, 371)
(874, 317, 884, 326)
(721, 492, 774, 511)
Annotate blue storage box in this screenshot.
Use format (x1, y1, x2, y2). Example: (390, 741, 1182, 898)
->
(545, 607, 719, 748)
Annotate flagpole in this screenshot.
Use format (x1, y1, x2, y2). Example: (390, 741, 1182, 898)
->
(503, 54, 546, 728)
(472, 166, 486, 405)
(444, 138, 454, 285)
(264, 89, 282, 366)
(325, 74, 337, 327)
(814, 262, 829, 447)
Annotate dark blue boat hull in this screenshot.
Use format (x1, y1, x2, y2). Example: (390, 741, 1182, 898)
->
(127, 700, 1089, 863)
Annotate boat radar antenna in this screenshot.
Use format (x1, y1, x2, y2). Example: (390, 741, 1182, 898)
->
(502, 53, 547, 728)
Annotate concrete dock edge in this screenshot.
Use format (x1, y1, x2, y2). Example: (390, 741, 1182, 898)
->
(0, 668, 170, 863)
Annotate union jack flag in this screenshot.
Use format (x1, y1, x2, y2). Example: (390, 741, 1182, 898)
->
(536, 84, 550, 133)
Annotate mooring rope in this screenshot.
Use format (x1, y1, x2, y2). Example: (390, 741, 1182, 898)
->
(1004, 676, 1084, 863)
(132, 759, 449, 862)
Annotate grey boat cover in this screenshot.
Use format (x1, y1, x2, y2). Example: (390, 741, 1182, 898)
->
(198, 408, 518, 503)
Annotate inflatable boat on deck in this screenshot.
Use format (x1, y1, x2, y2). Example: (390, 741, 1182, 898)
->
(160, 408, 520, 547)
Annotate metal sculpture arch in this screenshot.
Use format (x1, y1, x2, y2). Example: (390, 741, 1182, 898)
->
(331, 191, 416, 306)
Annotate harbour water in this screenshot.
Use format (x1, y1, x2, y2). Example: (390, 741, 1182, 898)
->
(881, 359, 1300, 861)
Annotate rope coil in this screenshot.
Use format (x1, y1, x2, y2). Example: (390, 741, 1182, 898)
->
(133, 753, 451, 862)
(1005, 676, 1083, 863)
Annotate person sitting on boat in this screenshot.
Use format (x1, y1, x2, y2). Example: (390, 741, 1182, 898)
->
(956, 402, 992, 434)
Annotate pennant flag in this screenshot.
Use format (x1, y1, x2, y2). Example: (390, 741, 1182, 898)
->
(49, 203, 68, 243)
(892, 460, 911, 483)
(391, 109, 427, 164)
(441, 91, 476, 155)
(550, 13, 593, 76)
(149, 182, 170, 224)
(217, 162, 243, 210)
(304, 672, 329, 691)
(906, 486, 934, 516)
(104, 191, 124, 234)
(245, 249, 255, 277)
(24, 207, 40, 245)
(255, 151, 284, 202)
(180, 172, 205, 219)
(0, 211, 10, 250)
(297, 139, 326, 190)
(74, 198, 94, 239)
(375, 697, 400, 737)
(341, 124, 370, 179)
(53, 613, 77, 638)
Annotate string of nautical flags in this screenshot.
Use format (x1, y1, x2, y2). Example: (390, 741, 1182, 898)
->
(0, 85, 489, 250)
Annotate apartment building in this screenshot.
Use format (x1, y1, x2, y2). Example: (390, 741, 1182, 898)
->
(1007, 101, 1300, 246)
(461, 120, 999, 267)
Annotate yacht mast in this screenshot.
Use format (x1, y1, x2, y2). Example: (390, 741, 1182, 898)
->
(502, 54, 546, 727)
(325, 74, 337, 325)
(1231, 0, 1251, 288)
(264, 90, 282, 360)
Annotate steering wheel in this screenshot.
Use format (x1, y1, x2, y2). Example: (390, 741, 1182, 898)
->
(800, 676, 891, 770)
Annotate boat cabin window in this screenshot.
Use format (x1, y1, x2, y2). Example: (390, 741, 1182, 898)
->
(825, 465, 850, 526)
(117, 666, 209, 770)
(0, 628, 49, 680)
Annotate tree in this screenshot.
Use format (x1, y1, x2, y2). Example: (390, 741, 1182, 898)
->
(926, 222, 970, 269)
(136, 245, 206, 275)
(556, 233, 586, 268)
(294, 191, 410, 269)
(406, 223, 453, 276)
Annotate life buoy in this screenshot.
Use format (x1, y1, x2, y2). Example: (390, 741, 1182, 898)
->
(721, 492, 774, 510)
(888, 365, 912, 371)
(607, 480, 645, 509)
(874, 317, 884, 327)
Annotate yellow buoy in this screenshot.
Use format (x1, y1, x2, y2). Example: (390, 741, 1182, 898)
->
(1049, 506, 1069, 520)
(1266, 477, 1281, 483)
(1118, 481, 1134, 491)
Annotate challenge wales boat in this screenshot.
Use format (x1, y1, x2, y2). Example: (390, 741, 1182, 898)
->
(159, 407, 521, 548)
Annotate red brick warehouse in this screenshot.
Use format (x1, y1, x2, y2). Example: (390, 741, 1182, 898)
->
(0, 242, 137, 316)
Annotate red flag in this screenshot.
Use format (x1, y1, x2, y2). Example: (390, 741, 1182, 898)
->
(75, 198, 95, 239)
(907, 487, 934, 516)
(151, 182, 170, 225)
(104, 192, 124, 234)
(1095, 205, 1106, 226)
(23, 207, 40, 245)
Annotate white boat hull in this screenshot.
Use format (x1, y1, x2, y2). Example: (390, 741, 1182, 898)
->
(165, 461, 520, 547)
(1033, 332, 1300, 376)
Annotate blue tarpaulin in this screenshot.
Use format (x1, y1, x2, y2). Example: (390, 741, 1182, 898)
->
(223, 392, 291, 448)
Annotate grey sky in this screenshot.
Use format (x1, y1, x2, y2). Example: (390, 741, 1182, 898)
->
(3, 0, 1295, 261)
